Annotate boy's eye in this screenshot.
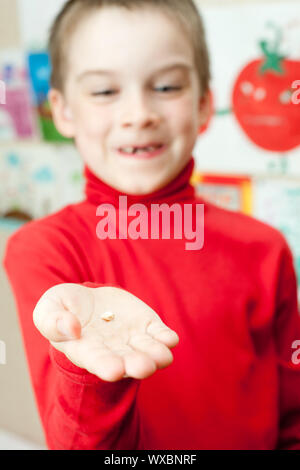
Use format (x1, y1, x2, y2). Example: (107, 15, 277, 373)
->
(91, 90, 116, 96)
(90, 86, 182, 97)
(154, 86, 182, 93)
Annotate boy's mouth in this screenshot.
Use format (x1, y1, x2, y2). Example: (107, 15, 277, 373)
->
(117, 143, 166, 159)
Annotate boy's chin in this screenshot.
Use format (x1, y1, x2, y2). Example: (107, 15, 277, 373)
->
(111, 161, 189, 195)
(111, 171, 172, 195)
(115, 179, 164, 196)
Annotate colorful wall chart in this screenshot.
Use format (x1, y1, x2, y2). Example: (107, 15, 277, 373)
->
(0, 144, 84, 219)
(27, 52, 70, 142)
(192, 172, 252, 214)
(252, 177, 300, 288)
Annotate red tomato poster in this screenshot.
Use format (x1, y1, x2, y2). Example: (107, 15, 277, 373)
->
(232, 23, 300, 152)
(194, 2, 300, 177)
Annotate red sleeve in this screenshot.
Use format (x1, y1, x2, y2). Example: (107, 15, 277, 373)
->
(3, 223, 140, 450)
(274, 241, 300, 449)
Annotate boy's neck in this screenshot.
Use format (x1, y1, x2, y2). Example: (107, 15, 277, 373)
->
(84, 157, 196, 207)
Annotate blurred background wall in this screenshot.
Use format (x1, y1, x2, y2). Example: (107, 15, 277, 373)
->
(0, 0, 299, 449)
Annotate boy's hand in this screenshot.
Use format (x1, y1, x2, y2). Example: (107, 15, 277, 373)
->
(33, 284, 179, 382)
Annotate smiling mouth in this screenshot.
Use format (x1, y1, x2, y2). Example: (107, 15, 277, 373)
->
(118, 144, 164, 155)
(117, 144, 166, 159)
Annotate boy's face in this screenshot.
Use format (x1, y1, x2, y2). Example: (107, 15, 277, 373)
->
(50, 7, 208, 195)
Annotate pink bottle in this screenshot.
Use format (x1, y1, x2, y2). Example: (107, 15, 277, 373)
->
(0, 65, 36, 139)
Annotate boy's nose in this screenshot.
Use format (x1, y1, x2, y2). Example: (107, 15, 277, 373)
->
(120, 93, 160, 129)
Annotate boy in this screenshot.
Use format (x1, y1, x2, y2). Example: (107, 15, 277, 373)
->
(3, 0, 300, 450)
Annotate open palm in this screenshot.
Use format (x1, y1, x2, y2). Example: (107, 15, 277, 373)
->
(33, 284, 179, 382)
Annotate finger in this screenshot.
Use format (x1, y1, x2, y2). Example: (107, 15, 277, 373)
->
(124, 351, 157, 380)
(57, 312, 82, 340)
(109, 344, 157, 380)
(62, 338, 126, 382)
(146, 321, 179, 348)
(90, 354, 126, 382)
(128, 334, 173, 369)
(33, 284, 94, 342)
(34, 306, 81, 342)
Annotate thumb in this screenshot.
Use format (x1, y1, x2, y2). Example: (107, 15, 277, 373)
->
(33, 302, 81, 342)
(56, 311, 81, 342)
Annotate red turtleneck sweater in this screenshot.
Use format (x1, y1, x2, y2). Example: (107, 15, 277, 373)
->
(3, 158, 300, 450)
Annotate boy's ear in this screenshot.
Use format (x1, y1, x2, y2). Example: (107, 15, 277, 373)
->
(48, 89, 75, 138)
(197, 90, 211, 130)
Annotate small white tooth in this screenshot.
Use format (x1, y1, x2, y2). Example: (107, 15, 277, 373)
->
(137, 146, 156, 153)
(101, 311, 115, 322)
(121, 145, 161, 154)
(122, 147, 135, 153)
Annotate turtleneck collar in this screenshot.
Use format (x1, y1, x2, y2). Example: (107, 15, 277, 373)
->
(84, 157, 196, 207)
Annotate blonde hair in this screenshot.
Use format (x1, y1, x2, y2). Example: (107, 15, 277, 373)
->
(48, 0, 211, 97)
